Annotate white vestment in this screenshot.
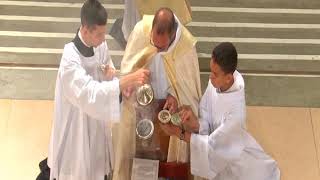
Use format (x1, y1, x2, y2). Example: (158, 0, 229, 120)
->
(128, 15, 198, 163)
(112, 14, 201, 180)
(190, 71, 280, 180)
(147, 15, 182, 99)
(48, 38, 120, 180)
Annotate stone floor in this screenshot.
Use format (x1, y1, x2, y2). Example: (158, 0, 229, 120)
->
(0, 99, 320, 180)
(1, 0, 320, 107)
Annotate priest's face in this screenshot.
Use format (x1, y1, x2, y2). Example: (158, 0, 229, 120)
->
(84, 25, 106, 47)
(210, 58, 233, 91)
(150, 31, 174, 52)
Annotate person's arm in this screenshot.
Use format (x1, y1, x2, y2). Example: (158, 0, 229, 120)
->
(160, 82, 213, 139)
(179, 82, 213, 134)
(102, 41, 116, 81)
(59, 46, 149, 121)
(190, 106, 246, 179)
(59, 48, 121, 122)
(163, 94, 178, 113)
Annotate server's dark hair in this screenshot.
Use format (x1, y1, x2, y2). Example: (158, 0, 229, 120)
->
(212, 42, 238, 74)
(80, 0, 108, 29)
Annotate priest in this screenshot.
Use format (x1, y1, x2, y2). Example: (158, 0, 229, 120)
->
(112, 8, 202, 180)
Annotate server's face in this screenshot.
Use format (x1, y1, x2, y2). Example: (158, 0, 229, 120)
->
(84, 24, 106, 47)
(210, 58, 233, 90)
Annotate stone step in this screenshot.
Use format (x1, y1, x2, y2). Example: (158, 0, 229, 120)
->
(0, 35, 122, 50)
(188, 26, 320, 39)
(2, 20, 320, 40)
(2, 52, 320, 75)
(0, 51, 123, 67)
(192, 11, 320, 24)
(197, 42, 320, 55)
(1, 35, 320, 55)
(1, 67, 319, 107)
(7, 0, 320, 9)
(0, 52, 61, 66)
(189, 0, 320, 9)
(200, 73, 320, 107)
(7, 0, 121, 3)
(0, 0, 319, 107)
(0, 5, 123, 19)
(0, 20, 82, 33)
(2, 4, 320, 24)
(198, 57, 320, 74)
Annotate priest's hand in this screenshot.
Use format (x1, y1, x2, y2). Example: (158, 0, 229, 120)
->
(179, 105, 200, 133)
(102, 65, 116, 81)
(164, 94, 178, 113)
(120, 68, 150, 92)
(122, 86, 134, 98)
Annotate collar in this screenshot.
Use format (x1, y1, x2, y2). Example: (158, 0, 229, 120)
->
(217, 71, 244, 93)
(72, 29, 94, 57)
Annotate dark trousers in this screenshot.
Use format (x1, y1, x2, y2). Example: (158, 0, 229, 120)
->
(36, 158, 111, 180)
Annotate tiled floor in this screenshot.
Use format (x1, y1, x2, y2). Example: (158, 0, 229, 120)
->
(0, 99, 320, 180)
(311, 108, 320, 175)
(0, 100, 53, 180)
(0, 99, 11, 144)
(247, 107, 320, 180)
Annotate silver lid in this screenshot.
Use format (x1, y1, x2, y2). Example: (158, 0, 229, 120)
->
(136, 119, 154, 140)
(158, 109, 171, 123)
(136, 84, 154, 106)
(170, 113, 181, 126)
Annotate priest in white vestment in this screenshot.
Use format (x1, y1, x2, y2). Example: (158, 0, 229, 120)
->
(47, 1, 149, 180)
(161, 42, 280, 180)
(112, 8, 202, 180)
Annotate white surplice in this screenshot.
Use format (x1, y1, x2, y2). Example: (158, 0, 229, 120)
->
(48, 38, 120, 180)
(190, 71, 280, 180)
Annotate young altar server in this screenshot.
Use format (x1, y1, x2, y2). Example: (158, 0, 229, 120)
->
(161, 42, 280, 180)
(47, 0, 149, 180)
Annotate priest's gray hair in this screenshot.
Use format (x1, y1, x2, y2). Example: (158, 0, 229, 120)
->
(152, 7, 177, 37)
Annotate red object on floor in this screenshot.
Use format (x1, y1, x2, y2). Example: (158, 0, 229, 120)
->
(158, 161, 189, 179)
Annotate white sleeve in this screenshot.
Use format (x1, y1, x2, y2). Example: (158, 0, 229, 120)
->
(59, 46, 121, 122)
(102, 41, 118, 82)
(190, 104, 245, 179)
(198, 82, 212, 135)
(190, 134, 216, 179)
(103, 41, 115, 69)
